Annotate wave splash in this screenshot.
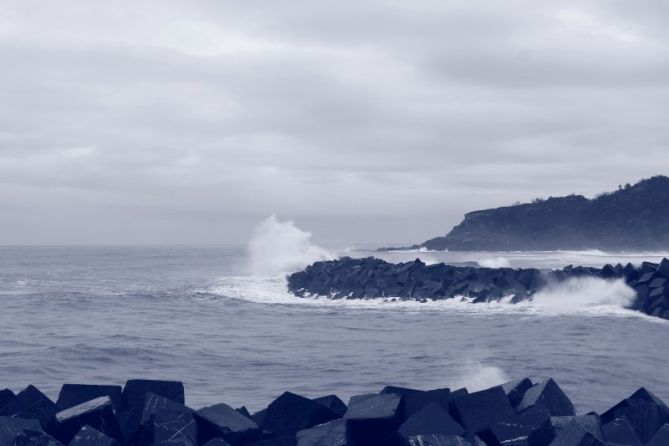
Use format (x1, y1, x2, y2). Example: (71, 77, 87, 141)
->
(529, 277, 636, 310)
(246, 215, 334, 275)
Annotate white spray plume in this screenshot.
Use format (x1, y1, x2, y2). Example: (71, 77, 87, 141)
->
(246, 215, 334, 275)
(478, 257, 511, 268)
(451, 362, 510, 392)
(531, 277, 636, 309)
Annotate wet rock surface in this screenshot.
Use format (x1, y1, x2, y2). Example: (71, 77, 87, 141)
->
(287, 256, 669, 320)
(0, 378, 666, 445)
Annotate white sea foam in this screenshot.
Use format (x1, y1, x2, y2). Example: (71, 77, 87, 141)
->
(208, 274, 654, 320)
(529, 277, 636, 310)
(451, 362, 510, 392)
(478, 257, 511, 268)
(246, 215, 334, 275)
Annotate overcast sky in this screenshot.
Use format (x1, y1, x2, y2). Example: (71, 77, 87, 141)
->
(1, 1, 668, 245)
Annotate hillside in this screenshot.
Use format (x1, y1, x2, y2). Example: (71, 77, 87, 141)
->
(420, 175, 669, 251)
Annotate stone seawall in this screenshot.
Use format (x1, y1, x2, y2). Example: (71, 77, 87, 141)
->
(1, 377, 668, 445)
(287, 257, 669, 320)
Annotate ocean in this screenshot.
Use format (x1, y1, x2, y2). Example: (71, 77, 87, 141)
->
(0, 243, 667, 415)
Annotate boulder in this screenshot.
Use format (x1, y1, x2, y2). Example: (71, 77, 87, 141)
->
(261, 392, 339, 437)
(0, 385, 58, 429)
(344, 392, 402, 445)
(296, 419, 347, 446)
(68, 425, 120, 446)
(56, 384, 122, 412)
(516, 379, 575, 416)
(49, 396, 122, 444)
(601, 417, 641, 446)
(646, 424, 669, 446)
(397, 402, 464, 442)
(312, 395, 347, 417)
(450, 386, 514, 434)
(195, 402, 261, 445)
(122, 379, 185, 410)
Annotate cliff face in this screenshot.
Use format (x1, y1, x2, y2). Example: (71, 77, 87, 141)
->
(422, 176, 669, 251)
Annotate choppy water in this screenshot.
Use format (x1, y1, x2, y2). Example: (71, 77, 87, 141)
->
(0, 245, 667, 414)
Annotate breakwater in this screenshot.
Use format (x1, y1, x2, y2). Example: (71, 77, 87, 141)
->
(1, 377, 668, 445)
(287, 257, 669, 320)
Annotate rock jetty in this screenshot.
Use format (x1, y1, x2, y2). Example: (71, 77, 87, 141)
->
(1, 377, 668, 445)
(287, 257, 669, 320)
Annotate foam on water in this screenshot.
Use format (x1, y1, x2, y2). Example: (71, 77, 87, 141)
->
(209, 274, 656, 320)
(478, 257, 511, 268)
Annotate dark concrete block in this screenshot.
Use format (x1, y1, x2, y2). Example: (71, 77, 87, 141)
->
(0, 416, 42, 445)
(235, 407, 251, 418)
(0, 385, 58, 429)
(50, 396, 122, 445)
(68, 425, 120, 446)
(482, 405, 553, 446)
(313, 395, 347, 418)
(195, 402, 261, 446)
(657, 258, 669, 279)
(261, 392, 339, 437)
(123, 392, 193, 443)
(516, 379, 575, 416)
(548, 415, 603, 446)
(7, 429, 63, 446)
(381, 386, 450, 421)
(137, 409, 197, 446)
(601, 388, 669, 442)
(646, 424, 669, 446)
(601, 417, 641, 446)
(56, 384, 122, 412)
(202, 438, 233, 446)
(0, 388, 15, 409)
(402, 434, 472, 446)
(248, 437, 297, 446)
(450, 386, 514, 434)
(344, 392, 402, 445)
(501, 378, 534, 407)
(122, 379, 184, 410)
(296, 419, 347, 446)
(251, 408, 267, 426)
(397, 402, 464, 442)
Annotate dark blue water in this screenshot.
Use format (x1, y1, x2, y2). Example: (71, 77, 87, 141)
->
(0, 245, 667, 413)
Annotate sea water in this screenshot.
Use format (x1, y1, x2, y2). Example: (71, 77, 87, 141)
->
(0, 242, 667, 414)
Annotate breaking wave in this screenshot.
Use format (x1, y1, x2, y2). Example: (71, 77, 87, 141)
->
(245, 215, 334, 275)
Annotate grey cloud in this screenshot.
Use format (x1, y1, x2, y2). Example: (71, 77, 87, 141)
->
(0, 0, 668, 245)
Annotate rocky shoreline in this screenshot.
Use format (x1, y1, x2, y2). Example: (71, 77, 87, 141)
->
(287, 257, 669, 320)
(1, 377, 668, 445)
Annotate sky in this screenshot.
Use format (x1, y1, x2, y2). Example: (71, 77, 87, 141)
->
(1, 0, 668, 246)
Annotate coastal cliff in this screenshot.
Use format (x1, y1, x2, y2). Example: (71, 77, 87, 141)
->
(417, 175, 669, 251)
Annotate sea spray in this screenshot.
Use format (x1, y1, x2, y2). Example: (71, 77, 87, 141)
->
(246, 215, 334, 275)
(531, 276, 636, 309)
